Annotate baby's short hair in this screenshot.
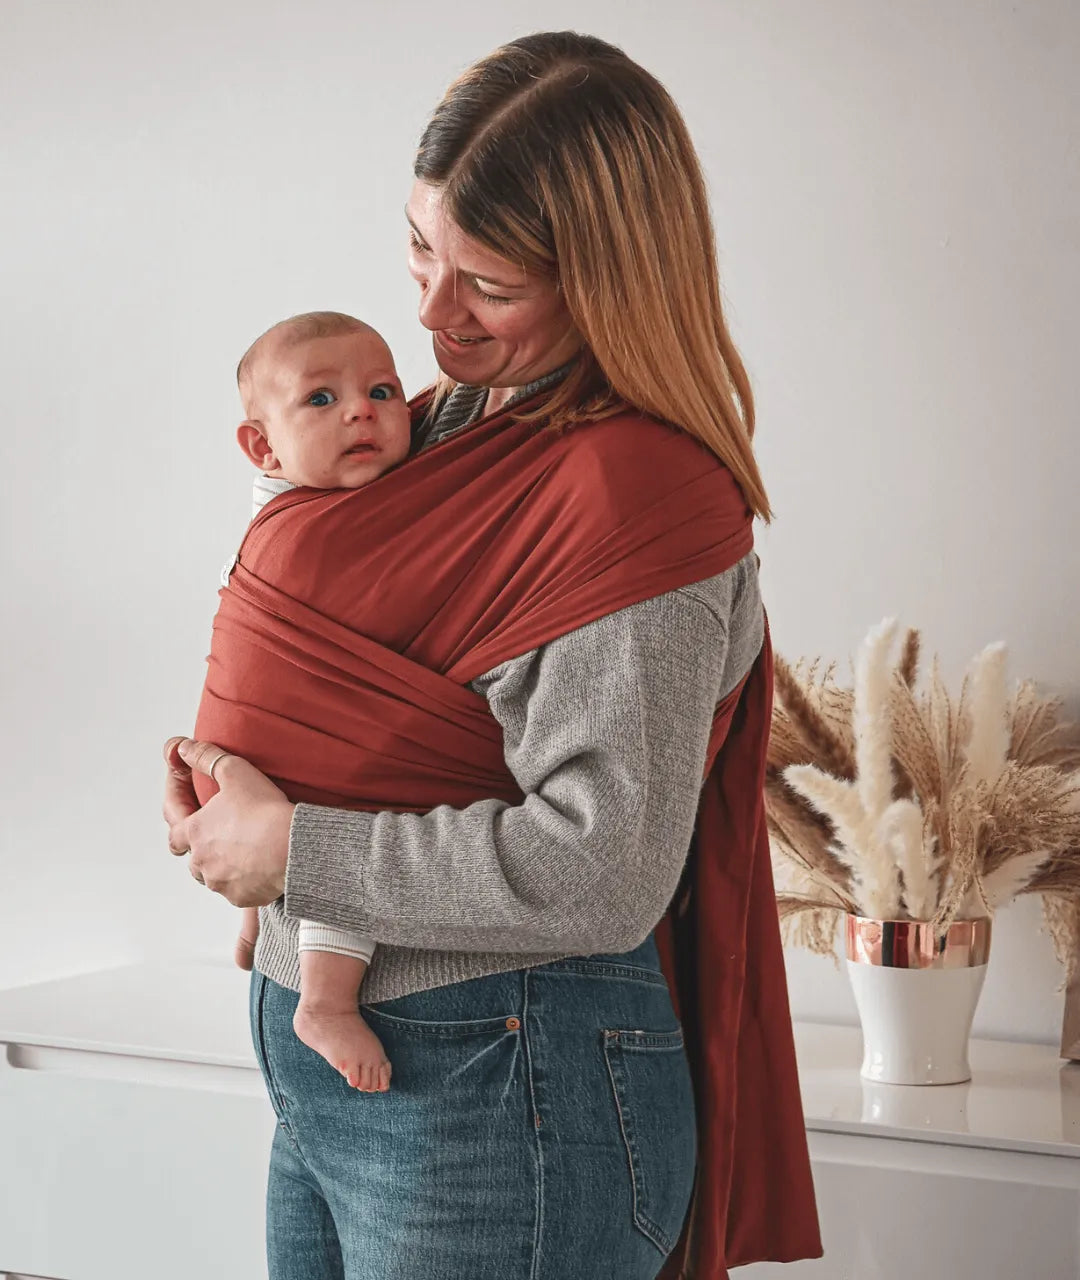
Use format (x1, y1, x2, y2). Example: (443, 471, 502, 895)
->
(236, 311, 373, 411)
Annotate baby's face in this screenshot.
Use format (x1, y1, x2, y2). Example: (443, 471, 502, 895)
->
(246, 330, 412, 489)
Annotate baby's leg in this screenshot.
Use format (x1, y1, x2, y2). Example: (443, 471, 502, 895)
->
(235, 905, 260, 970)
(294, 925, 390, 1093)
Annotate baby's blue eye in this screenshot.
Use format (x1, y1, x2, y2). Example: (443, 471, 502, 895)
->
(370, 384, 395, 401)
(308, 389, 335, 407)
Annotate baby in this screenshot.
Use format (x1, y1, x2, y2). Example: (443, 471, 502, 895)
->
(224, 311, 413, 1093)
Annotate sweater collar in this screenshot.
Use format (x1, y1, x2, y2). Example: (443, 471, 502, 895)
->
(420, 360, 576, 452)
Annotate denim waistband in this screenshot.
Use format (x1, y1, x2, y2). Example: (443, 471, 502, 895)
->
(529, 932, 666, 985)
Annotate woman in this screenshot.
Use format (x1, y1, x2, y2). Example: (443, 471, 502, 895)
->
(164, 31, 820, 1280)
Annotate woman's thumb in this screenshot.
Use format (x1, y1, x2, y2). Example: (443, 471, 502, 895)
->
(175, 739, 231, 782)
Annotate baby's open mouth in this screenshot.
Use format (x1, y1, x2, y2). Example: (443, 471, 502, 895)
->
(345, 442, 378, 455)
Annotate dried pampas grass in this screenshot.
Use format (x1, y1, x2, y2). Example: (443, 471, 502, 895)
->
(768, 621, 1080, 972)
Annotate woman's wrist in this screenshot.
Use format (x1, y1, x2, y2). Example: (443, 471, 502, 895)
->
(284, 803, 378, 930)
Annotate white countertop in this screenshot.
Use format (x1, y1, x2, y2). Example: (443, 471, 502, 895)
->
(793, 1020, 1080, 1160)
(1, 965, 1078, 1161)
(0, 961, 257, 1069)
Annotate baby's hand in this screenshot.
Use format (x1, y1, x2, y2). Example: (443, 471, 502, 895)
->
(235, 905, 260, 970)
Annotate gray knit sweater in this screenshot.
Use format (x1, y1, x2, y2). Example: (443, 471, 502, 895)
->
(253, 380, 764, 1002)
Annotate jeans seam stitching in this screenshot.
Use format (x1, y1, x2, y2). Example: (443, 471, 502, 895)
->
(522, 970, 544, 1280)
(363, 1009, 518, 1036)
(602, 1036, 674, 1256)
(538, 962, 666, 986)
(255, 973, 302, 1155)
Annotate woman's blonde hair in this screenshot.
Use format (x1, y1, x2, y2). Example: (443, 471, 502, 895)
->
(416, 31, 771, 521)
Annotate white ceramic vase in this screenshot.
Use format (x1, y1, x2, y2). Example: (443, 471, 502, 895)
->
(845, 915, 992, 1086)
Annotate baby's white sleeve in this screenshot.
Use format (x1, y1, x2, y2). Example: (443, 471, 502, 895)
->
(296, 921, 375, 965)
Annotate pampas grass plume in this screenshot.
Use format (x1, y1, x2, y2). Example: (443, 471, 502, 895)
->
(766, 620, 1080, 958)
(966, 643, 1009, 787)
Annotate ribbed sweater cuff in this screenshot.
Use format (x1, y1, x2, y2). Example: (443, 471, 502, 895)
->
(285, 803, 378, 933)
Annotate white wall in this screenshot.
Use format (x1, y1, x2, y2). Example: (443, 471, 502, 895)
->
(3, 0, 1078, 1043)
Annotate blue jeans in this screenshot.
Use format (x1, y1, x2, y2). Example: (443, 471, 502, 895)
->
(249, 934, 696, 1279)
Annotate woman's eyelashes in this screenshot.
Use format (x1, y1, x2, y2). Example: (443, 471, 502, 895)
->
(409, 227, 513, 305)
(470, 279, 512, 305)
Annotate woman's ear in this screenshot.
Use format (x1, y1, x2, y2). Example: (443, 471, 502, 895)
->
(236, 420, 279, 472)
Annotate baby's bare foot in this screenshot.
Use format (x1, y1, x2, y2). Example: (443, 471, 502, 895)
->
(293, 1003, 392, 1093)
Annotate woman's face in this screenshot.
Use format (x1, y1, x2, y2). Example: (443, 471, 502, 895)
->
(406, 180, 581, 390)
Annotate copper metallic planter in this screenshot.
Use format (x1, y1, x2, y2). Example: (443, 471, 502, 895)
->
(845, 916, 992, 970)
(844, 915, 992, 1085)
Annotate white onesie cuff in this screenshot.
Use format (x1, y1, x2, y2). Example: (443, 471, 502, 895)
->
(297, 921, 375, 964)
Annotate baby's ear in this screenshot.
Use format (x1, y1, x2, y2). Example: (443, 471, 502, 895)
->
(236, 420, 277, 471)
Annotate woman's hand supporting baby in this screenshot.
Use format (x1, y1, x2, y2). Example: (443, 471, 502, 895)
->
(162, 737, 294, 907)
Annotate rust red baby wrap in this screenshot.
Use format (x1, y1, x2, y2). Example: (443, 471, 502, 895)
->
(193, 393, 821, 1276)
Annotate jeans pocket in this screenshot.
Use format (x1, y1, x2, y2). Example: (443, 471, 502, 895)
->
(364, 1006, 521, 1039)
(602, 1027, 696, 1256)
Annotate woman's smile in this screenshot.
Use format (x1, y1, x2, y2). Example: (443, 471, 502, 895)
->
(435, 330, 493, 353)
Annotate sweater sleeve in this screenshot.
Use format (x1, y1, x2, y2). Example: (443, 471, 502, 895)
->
(282, 563, 757, 955)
